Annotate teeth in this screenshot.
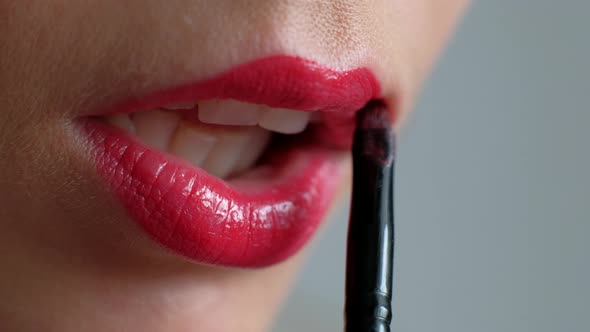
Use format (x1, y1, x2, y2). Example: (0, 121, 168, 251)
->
(259, 108, 311, 134)
(161, 102, 196, 110)
(132, 110, 181, 150)
(168, 123, 271, 178)
(198, 100, 262, 126)
(169, 123, 218, 166)
(232, 127, 272, 175)
(200, 127, 259, 178)
(104, 99, 315, 180)
(107, 114, 135, 134)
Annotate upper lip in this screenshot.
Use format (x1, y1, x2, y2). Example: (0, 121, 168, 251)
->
(93, 55, 382, 147)
(100, 55, 381, 114)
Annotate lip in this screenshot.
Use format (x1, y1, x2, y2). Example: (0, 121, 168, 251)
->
(83, 55, 381, 267)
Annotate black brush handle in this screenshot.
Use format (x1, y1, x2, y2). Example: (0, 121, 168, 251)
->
(345, 117, 395, 332)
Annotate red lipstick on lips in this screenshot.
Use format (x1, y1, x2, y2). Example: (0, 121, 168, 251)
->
(84, 56, 381, 267)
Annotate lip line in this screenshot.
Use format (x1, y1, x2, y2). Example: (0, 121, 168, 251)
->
(83, 55, 382, 267)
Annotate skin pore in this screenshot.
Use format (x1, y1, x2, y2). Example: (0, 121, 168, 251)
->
(0, 1, 467, 331)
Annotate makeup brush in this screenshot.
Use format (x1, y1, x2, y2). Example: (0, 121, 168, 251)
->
(345, 100, 395, 332)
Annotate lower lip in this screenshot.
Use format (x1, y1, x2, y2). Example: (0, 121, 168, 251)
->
(84, 121, 344, 267)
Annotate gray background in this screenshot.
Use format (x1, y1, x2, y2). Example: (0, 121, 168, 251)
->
(275, 1, 590, 331)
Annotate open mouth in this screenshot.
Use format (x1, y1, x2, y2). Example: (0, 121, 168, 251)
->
(82, 56, 382, 267)
(104, 101, 322, 181)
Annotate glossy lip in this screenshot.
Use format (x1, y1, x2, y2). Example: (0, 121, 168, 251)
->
(83, 55, 381, 267)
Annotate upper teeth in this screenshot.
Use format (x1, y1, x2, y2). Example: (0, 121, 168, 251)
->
(258, 107, 310, 134)
(161, 102, 196, 110)
(198, 100, 262, 126)
(105, 100, 313, 179)
(162, 99, 311, 134)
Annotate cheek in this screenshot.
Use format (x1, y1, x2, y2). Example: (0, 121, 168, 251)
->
(399, 0, 469, 79)
(371, 0, 468, 124)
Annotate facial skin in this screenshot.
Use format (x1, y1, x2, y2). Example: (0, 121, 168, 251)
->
(0, 1, 467, 331)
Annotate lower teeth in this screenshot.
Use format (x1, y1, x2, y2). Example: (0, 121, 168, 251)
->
(107, 110, 273, 179)
(174, 123, 271, 179)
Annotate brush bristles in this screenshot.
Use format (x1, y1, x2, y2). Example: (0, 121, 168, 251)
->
(356, 100, 393, 130)
(354, 100, 395, 166)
